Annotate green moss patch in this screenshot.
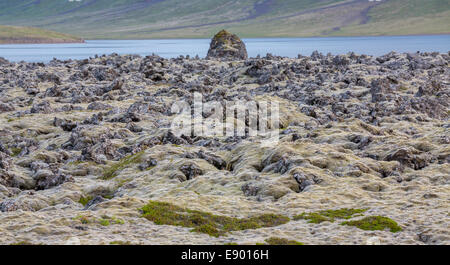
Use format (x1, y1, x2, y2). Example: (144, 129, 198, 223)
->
(294, 208, 367, 224)
(73, 214, 124, 226)
(99, 219, 110, 226)
(10, 241, 34, 245)
(99, 215, 124, 226)
(341, 216, 402, 233)
(109, 241, 132, 245)
(264, 237, 304, 245)
(112, 217, 125, 225)
(74, 215, 91, 224)
(10, 147, 22, 157)
(102, 151, 145, 180)
(141, 201, 290, 237)
(78, 196, 93, 206)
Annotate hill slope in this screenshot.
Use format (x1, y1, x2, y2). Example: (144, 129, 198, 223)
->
(0, 0, 448, 39)
(0, 25, 84, 44)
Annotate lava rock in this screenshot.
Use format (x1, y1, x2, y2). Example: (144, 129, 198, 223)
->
(206, 30, 248, 61)
(0, 57, 9, 65)
(138, 158, 157, 171)
(196, 151, 226, 170)
(293, 172, 322, 192)
(0, 102, 15, 113)
(370, 78, 392, 103)
(0, 152, 11, 170)
(241, 182, 260, 196)
(384, 148, 431, 170)
(87, 101, 112, 110)
(30, 100, 53, 114)
(34, 171, 73, 190)
(83, 196, 105, 210)
(53, 117, 77, 132)
(179, 163, 203, 181)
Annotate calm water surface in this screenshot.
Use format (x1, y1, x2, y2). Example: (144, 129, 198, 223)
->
(0, 35, 448, 63)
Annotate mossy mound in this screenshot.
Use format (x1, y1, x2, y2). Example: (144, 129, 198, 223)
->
(10, 147, 22, 157)
(99, 219, 110, 226)
(102, 151, 145, 179)
(109, 241, 132, 245)
(10, 241, 35, 245)
(264, 237, 304, 245)
(73, 214, 124, 226)
(294, 208, 367, 223)
(341, 216, 402, 233)
(78, 196, 93, 206)
(141, 201, 290, 237)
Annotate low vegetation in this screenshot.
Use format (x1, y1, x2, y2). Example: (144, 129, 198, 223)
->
(74, 215, 124, 226)
(74, 215, 91, 224)
(109, 241, 132, 245)
(141, 201, 290, 237)
(102, 151, 145, 180)
(294, 208, 367, 224)
(10, 147, 22, 157)
(264, 237, 304, 245)
(341, 216, 402, 233)
(99, 219, 110, 226)
(10, 240, 35, 245)
(78, 196, 93, 206)
(0, 25, 83, 44)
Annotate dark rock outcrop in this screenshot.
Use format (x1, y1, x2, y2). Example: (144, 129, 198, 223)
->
(0, 57, 9, 65)
(0, 102, 15, 113)
(33, 170, 73, 190)
(384, 148, 432, 170)
(206, 30, 248, 61)
(179, 163, 203, 181)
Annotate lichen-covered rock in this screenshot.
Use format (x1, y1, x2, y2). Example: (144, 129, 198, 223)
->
(0, 170, 35, 190)
(179, 163, 203, 181)
(53, 117, 77, 132)
(0, 152, 11, 170)
(87, 101, 112, 110)
(293, 172, 322, 192)
(206, 30, 248, 60)
(370, 78, 392, 103)
(384, 148, 432, 170)
(0, 102, 15, 113)
(30, 100, 53, 114)
(0, 57, 9, 65)
(83, 195, 105, 210)
(32, 169, 73, 190)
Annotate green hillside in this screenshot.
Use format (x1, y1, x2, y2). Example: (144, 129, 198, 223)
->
(0, 25, 84, 44)
(0, 0, 448, 39)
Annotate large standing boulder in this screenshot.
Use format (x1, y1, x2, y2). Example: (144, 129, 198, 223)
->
(206, 30, 248, 60)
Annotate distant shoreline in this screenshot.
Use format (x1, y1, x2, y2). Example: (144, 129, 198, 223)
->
(0, 25, 85, 45)
(1, 33, 448, 44)
(0, 38, 85, 45)
(82, 33, 450, 41)
(1, 35, 448, 63)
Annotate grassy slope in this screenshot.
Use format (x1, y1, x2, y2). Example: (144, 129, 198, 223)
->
(0, 25, 84, 44)
(0, 0, 448, 39)
(334, 0, 450, 36)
